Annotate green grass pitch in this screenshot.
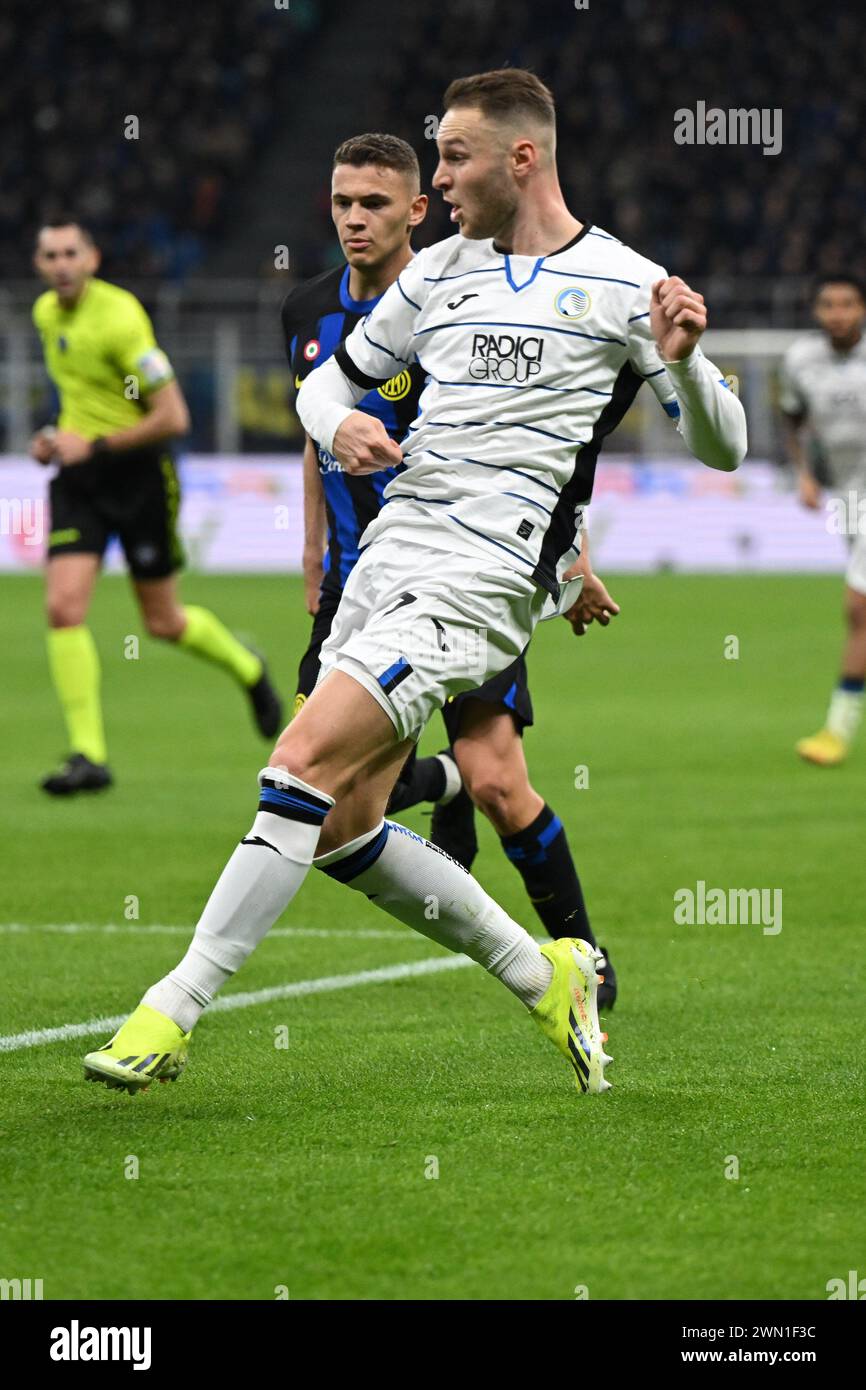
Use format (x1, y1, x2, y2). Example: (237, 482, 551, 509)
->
(0, 571, 863, 1300)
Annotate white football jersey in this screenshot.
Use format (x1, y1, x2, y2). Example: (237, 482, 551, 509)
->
(335, 223, 732, 596)
(780, 332, 866, 493)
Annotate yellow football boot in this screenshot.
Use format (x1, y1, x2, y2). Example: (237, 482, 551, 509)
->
(796, 729, 848, 766)
(83, 1004, 191, 1094)
(530, 937, 612, 1094)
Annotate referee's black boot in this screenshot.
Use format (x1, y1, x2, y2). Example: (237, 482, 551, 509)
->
(247, 661, 283, 739)
(41, 752, 113, 796)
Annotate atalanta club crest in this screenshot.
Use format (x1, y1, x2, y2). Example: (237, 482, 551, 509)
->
(554, 287, 591, 320)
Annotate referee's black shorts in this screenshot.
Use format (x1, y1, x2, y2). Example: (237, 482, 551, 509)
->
(294, 573, 533, 737)
(47, 446, 185, 581)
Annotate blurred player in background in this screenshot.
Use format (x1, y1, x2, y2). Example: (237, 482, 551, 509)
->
(284, 135, 618, 1004)
(781, 274, 866, 765)
(31, 219, 283, 795)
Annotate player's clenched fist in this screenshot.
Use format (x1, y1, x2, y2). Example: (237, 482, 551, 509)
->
(332, 410, 403, 475)
(651, 276, 707, 362)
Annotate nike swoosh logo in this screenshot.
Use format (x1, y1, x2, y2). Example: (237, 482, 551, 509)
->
(446, 293, 478, 310)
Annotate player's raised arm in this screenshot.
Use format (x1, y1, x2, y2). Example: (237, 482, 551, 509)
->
(297, 251, 428, 474)
(628, 274, 747, 473)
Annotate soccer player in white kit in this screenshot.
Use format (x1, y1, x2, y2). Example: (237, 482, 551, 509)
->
(781, 275, 866, 766)
(84, 69, 746, 1098)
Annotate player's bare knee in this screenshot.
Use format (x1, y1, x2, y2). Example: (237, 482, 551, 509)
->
(46, 596, 87, 628)
(464, 768, 515, 829)
(268, 732, 354, 801)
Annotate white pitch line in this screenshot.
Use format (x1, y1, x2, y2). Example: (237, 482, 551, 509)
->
(0, 922, 415, 941)
(0, 954, 473, 1054)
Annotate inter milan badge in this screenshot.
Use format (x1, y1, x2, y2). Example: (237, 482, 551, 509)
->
(303, 339, 320, 362)
(554, 286, 591, 320)
(378, 370, 412, 401)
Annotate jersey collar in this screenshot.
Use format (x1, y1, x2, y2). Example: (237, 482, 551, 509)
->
(339, 264, 382, 313)
(491, 221, 593, 259)
(491, 223, 593, 292)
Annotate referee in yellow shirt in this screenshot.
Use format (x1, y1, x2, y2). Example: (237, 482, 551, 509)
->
(31, 218, 283, 795)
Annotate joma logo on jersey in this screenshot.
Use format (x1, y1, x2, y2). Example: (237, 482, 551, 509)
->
(468, 333, 544, 383)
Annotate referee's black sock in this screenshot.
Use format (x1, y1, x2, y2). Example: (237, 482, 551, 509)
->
(387, 754, 447, 813)
(499, 803, 596, 946)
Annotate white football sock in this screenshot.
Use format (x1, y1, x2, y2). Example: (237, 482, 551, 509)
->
(142, 768, 334, 1032)
(315, 820, 553, 1008)
(826, 685, 864, 742)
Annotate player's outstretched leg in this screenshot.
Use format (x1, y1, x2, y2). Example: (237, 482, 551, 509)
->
(83, 671, 389, 1091)
(84, 675, 611, 1095)
(443, 700, 618, 1008)
(82, 763, 334, 1088)
(315, 818, 612, 1093)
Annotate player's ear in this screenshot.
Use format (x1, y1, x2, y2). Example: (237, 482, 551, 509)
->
(408, 193, 429, 229)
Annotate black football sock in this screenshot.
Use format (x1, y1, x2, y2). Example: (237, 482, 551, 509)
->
(387, 754, 447, 813)
(500, 803, 596, 946)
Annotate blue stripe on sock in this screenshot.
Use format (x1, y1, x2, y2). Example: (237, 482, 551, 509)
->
(320, 823, 390, 883)
(537, 815, 563, 849)
(259, 786, 330, 820)
(839, 676, 865, 694)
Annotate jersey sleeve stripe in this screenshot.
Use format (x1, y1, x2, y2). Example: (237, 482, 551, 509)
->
(362, 325, 412, 364)
(396, 278, 422, 311)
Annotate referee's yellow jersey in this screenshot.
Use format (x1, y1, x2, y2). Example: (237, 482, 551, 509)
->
(33, 278, 175, 438)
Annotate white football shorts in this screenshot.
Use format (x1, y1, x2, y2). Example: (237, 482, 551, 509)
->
(317, 532, 550, 741)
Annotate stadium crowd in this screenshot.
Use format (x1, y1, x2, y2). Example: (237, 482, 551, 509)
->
(0, 0, 326, 282)
(369, 0, 866, 285)
(4, 0, 863, 288)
